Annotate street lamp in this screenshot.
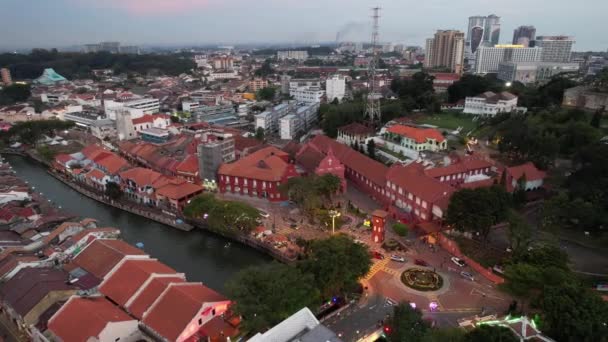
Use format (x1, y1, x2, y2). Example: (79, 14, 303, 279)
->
(329, 209, 341, 235)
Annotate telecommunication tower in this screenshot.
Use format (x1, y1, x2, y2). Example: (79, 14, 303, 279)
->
(365, 6, 382, 127)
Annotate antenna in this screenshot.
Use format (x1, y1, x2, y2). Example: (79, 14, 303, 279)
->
(365, 6, 382, 128)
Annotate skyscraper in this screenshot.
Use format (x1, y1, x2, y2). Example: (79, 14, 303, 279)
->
(535, 36, 575, 62)
(425, 30, 465, 74)
(512, 26, 536, 47)
(474, 45, 542, 74)
(466, 14, 501, 56)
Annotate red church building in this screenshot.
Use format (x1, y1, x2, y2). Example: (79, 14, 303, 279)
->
(217, 146, 299, 202)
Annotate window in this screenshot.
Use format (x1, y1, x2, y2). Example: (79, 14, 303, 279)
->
(422, 201, 427, 209)
(415, 197, 420, 205)
(421, 213, 427, 220)
(198, 318, 203, 325)
(244, 179, 248, 186)
(253, 180, 257, 187)
(440, 176, 445, 182)
(408, 193, 413, 200)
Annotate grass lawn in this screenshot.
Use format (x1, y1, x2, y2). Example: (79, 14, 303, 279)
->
(454, 236, 505, 268)
(413, 112, 478, 133)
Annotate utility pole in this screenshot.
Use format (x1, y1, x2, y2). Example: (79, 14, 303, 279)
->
(365, 6, 382, 128)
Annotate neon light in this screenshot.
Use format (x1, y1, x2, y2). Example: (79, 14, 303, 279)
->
(494, 44, 525, 48)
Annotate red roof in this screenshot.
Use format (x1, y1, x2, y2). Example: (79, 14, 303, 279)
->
(0, 208, 15, 222)
(507, 162, 546, 182)
(48, 296, 134, 342)
(71, 239, 146, 279)
(386, 163, 454, 206)
(81, 144, 106, 161)
(55, 154, 72, 165)
(176, 155, 199, 175)
(387, 125, 445, 143)
(338, 122, 375, 136)
(431, 73, 461, 81)
(218, 146, 291, 182)
(132, 114, 154, 125)
(156, 180, 204, 200)
(424, 156, 493, 179)
(94, 152, 130, 175)
(119, 167, 168, 188)
(99, 258, 178, 307)
(143, 283, 228, 341)
(85, 168, 106, 181)
(126, 275, 186, 319)
(16, 207, 36, 219)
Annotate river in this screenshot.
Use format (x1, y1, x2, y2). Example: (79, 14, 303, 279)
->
(4, 155, 271, 292)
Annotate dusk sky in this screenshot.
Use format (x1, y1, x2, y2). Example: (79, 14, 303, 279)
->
(1, 0, 607, 51)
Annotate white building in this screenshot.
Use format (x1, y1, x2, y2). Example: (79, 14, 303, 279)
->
(498, 61, 579, 84)
(464, 91, 520, 117)
(474, 45, 542, 74)
(104, 98, 160, 120)
(288, 79, 321, 94)
(206, 71, 239, 81)
(254, 102, 296, 134)
(40, 93, 69, 104)
(277, 50, 309, 61)
(535, 36, 575, 62)
(326, 74, 346, 102)
(248, 307, 341, 342)
(290, 87, 324, 104)
(294, 102, 320, 128)
(280, 114, 302, 140)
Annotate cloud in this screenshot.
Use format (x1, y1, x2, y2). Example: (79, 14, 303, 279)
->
(78, 0, 213, 15)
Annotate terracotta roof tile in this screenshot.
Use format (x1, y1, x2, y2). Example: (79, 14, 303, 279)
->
(99, 258, 178, 307)
(157, 181, 203, 200)
(338, 122, 375, 136)
(507, 162, 546, 181)
(387, 125, 445, 143)
(143, 282, 228, 341)
(71, 239, 146, 279)
(386, 163, 454, 204)
(126, 275, 186, 319)
(48, 296, 134, 342)
(218, 146, 291, 181)
(176, 155, 199, 175)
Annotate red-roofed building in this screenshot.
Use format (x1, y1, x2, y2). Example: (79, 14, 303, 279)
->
(156, 179, 204, 211)
(99, 258, 179, 308)
(424, 155, 494, 187)
(142, 282, 231, 342)
(218, 146, 299, 202)
(126, 274, 186, 319)
(430, 73, 460, 92)
(337, 123, 375, 147)
(119, 167, 171, 206)
(70, 239, 147, 279)
(93, 152, 131, 176)
(176, 154, 200, 183)
(384, 125, 447, 152)
(132, 113, 171, 132)
(505, 162, 546, 192)
(48, 296, 139, 342)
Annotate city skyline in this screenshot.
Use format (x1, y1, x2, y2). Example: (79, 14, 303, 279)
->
(1, 0, 607, 51)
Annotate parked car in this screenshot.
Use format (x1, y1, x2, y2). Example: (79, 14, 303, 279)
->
(451, 257, 466, 267)
(258, 210, 270, 218)
(460, 271, 474, 281)
(414, 259, 429, 267)
(371, 251, 385, 260)
(390, 255, 405, 262)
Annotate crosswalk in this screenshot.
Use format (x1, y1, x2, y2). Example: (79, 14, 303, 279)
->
(380, 267, 400, 277)
(363, 259, 389, 280)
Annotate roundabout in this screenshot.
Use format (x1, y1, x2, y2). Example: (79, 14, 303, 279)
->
(401, 268, 444, 292)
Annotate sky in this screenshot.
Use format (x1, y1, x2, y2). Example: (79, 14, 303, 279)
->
(1, 0, 607, 51)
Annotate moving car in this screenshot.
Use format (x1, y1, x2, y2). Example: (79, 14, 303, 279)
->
(371, 251, 385, 260)
(258, 210, 270, 218)
(414, 259, 428, 267)
(390, 255, 405, 262)
(451, 257, 466, 267)
(460, 271, 474, 281)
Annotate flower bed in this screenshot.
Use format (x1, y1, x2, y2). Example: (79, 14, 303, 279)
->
(401, 268, 443, 291)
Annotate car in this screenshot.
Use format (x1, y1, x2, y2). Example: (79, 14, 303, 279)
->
(390, 255, 405, 262)
(414, 259, 429, 267)
(289, 223, 299, 230)
(371, 251, 385, 260)
(451, 257, 466, 267)
(385, 298, 397, 306)
(460, 271, 474, 281)
(257, 210, 270, 218)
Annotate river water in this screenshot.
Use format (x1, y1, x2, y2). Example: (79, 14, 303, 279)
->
(4, 155, 271, 292)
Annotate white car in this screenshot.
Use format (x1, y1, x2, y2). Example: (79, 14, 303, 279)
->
(451, 257, 466, 267)
(390, 255, 406, 262)
(258, 210, 270, 218)
(460, 271, 474, 281)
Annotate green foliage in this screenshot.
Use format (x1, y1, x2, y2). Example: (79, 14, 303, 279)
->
(0, 119, 75, 145)
(0, 50, 195, 79)
(366, 139, 376, 159)
(256, 86, 276, 101)
(445, 186, 512, 239)
(282, 174, 341, 221)
(226, 263, 320, 332)
(540, 283, 608, 342)
(386, 303, 429, 342)
(393, 222, 409, 237)
(506, 210, 532, 258)
(104, 182, 123, 200)
(464, 325, 518, 342)
(35, 145, 56, 162)
(390, 72, 439, 112)
(254, 59, 275, 77)
(422, 328, 465, 342)
(183, 194, 260, 235)
(298, 235, 371, 298)
(254, 127, 265, 141)
(0, 83, 31, 105)
(320, 101, 365, 137)
(447, 74, 505, 103)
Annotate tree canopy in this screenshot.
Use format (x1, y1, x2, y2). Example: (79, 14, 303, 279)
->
(183, 194, 260, 235)
(445, 186, 512, 239)
(463, 325, 518, 342)
(254, 59, 275, 77)
(447, 74, 505, 103)
(386, 303, 429, 342)
(390, 72, 439, 112)
(256, 86, 276, 101)
(281, 174, 342, 221)
(0, 84, 31, 105)
(298, 235, 370, 298)
(226, 263, 319, 333)
(0, 119, 75, 145)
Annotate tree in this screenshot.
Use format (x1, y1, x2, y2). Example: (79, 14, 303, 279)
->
(513, 174, 527, 208)
(422, 328, 465, 342)
(540, 283, 608, 342)
(447, 74, 504, 103)
(226, 263, 320, 332)
(445, 186, 512, 240)
(393, 222, 409, 237)
(590, 107, 603, 128)
(254, 127, 265, 141)
(298, 235, 371, 298)
(506, 210, 532, 257)
(367, 139, 376, 160)
(0, 83, 31, 105)
(316, 174, 342, 206)
(105, 181, 123, 200)
(386, 303, 429, 342)
(256, 86, 276, 101)
(183, 194, 260, 235)
(254, 59, 275, 77)
(0, 119, 74, 145)
(464, 325, 518, 342)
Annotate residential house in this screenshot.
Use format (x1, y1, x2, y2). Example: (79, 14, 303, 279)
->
(336, 123, 375, 148)
(119, 167, 171, 206)
(155, 180, 204, 211)
(504, 162, 546, 192)
(463, 91, 520, 117)
(68, 239, 147, 279)
(383, 125, 447, 152)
